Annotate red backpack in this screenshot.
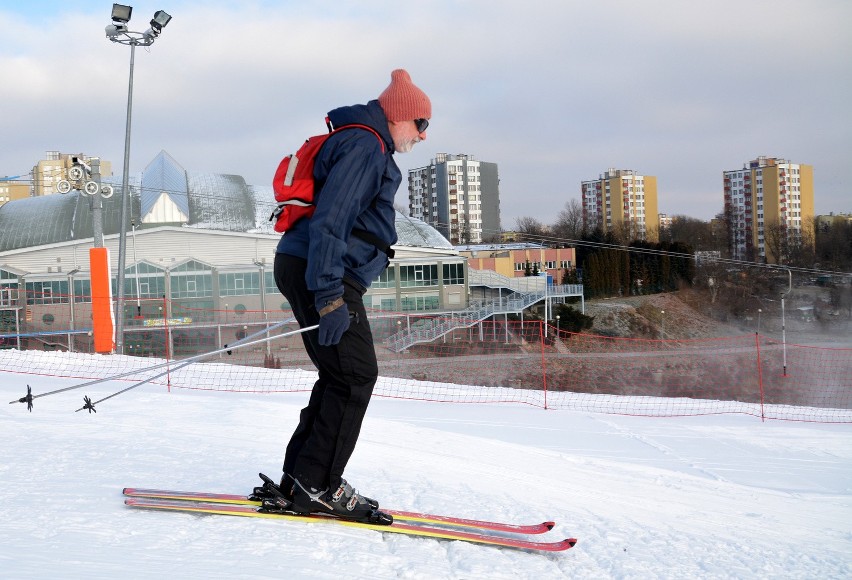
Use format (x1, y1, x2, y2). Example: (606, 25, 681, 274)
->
(270, 119, 385, 233)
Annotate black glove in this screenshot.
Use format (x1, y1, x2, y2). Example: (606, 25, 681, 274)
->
(316, 296, 350, 346)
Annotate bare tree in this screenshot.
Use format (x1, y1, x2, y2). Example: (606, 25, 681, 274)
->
(763, 222, 787, 264)
(608, 220, 635, 245)
(551, 199, 584, 243)
(669, 216, 714, 251)
(515, 216, 546, 243)
(816, 217, 852, 271)
(786, 220, 816, 268)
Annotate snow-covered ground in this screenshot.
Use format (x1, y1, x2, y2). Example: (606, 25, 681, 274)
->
(1, 351, 851, 579)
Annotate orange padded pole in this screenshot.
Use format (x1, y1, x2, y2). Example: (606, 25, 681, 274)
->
(89, 247, 115, 353)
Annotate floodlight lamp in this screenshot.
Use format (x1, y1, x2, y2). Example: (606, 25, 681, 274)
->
(84, 181, 101, 196)
(111, 4, 133, 24)
(105, 23, 127, 38)
(150, 10, 172, 32)
(68, 166, 85, 181)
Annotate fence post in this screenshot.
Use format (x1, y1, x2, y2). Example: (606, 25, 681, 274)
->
(755, 332, 765, 422)
(539, 320, 548, 410)
(162, 295, 171, 391)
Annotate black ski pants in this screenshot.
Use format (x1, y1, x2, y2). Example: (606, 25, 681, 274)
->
(273, 253, 378, 492)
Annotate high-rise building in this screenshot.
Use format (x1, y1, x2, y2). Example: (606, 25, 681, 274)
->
(408, 153, 500, 245)
(581, 169, 659, 241)
(32, 151, 112, 196)
(723, 156, 814, 263)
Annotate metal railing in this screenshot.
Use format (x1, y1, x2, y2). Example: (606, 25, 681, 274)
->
(385, 270, 583, 352)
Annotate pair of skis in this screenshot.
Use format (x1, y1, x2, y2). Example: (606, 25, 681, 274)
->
(123, 482, 576, 552)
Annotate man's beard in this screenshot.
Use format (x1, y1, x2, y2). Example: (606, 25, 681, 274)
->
(395, 137, 419, 153)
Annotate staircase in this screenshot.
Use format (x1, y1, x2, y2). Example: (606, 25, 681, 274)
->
(384, 269, 583, 352)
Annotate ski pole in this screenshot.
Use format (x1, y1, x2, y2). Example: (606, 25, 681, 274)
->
(10, 317, 296, 409)
(8, 318, 311, 410)
(73, 317, 299, 413)
(223, 317, 297, 355)
(75, 321, 317, 413)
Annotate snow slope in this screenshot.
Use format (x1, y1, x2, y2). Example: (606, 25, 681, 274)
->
(1, 351, 851, 579)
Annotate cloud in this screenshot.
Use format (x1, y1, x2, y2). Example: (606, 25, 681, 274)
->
(1, 0, 850, 227)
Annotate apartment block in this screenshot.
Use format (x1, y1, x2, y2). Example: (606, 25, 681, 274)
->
(723, 156, 814, 263)
(408, 153, 500, 245)
(581, 168, 659, 241)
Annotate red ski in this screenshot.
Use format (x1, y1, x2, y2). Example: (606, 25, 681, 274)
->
(124, 497, 577, 552)
(122, 487, 555, 535)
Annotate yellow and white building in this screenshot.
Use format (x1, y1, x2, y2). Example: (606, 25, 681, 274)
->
(581, 169, 659, 241)
(723, 156, 814, 263)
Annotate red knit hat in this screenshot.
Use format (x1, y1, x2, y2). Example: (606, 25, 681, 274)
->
(378, 69, 431, 122)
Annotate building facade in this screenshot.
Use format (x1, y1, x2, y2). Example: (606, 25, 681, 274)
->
(723, 156, 814, 263)
(456, 243, 576, 283)
(816, 212, 852, 231)
(0, 180, 30, 208)
(408, 153, 500, 245)
(581, 168, 659, 241)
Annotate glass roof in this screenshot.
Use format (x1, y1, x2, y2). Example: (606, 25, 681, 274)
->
(140, 150, 189, 218)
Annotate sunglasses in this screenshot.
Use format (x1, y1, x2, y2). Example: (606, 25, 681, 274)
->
(414, 118, 429, 133)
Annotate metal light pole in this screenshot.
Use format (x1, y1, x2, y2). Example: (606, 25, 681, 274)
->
(757, 308, 762, 336)
(660, 310, 665, 341)
(781, 269, 791, 377)
(106, 5, 172, 354)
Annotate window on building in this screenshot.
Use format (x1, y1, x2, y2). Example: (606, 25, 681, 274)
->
(0, 269, 19, 306)
(442, 263, 465, 285)
(400, 295, 440, 311)
(25, 280, 69, 305)
(219, 272, 261, 296)
(123, 262, 166, 299)
(399, 264, 438, 287)
(170, 260, 213, 299)
(373, 267, 396, 289)
(74, 279, 91, 303)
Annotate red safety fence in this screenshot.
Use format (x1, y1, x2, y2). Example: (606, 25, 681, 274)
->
(2, 294, 850, 423)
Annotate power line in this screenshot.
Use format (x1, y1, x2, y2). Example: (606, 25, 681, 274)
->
(440, 222, 852, 278)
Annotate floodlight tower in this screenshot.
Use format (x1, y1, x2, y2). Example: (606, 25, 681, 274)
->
(106, 4, 172, 354)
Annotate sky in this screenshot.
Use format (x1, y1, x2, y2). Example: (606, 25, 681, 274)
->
(2, 349, 851, 577)
(1, 1, 850, 230)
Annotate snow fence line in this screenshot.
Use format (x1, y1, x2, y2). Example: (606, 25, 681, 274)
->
(2, 327, 851, 424)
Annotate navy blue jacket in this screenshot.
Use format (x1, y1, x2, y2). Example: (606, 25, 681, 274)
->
(276, 100, 400, 303)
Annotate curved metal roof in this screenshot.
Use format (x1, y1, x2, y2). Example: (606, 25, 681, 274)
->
(0, 183, 135, 251)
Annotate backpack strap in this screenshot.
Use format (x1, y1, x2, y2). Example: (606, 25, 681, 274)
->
(326, 117, 386, 153)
